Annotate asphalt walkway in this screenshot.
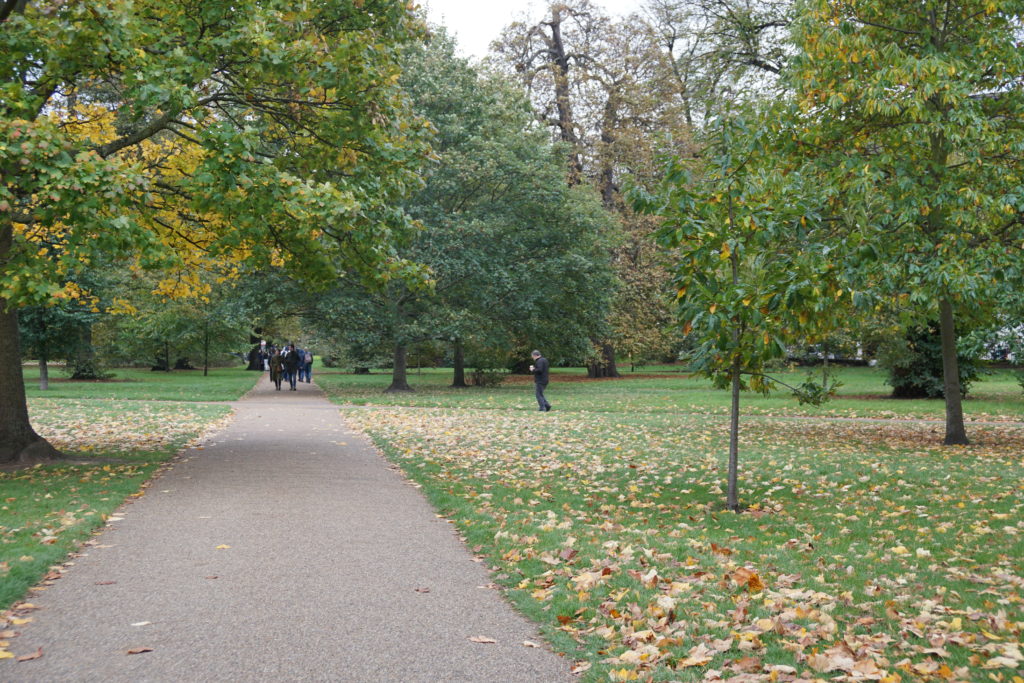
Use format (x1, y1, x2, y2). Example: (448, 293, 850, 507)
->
(1, 376, 568, 682)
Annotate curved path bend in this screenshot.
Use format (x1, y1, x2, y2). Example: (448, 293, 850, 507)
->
(2, 376, 568, 682)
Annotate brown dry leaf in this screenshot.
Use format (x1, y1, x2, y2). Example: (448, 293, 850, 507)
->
(16, 647, 42, 662)
(678, 642, 714, 668)
(984, 656, 1022, 669)
(732, 656, 761, 672)
(807, 653, 840, 673)
(570, 660, 592, 675)
(710, 638, 733, 653)
(468, 636, 496, 644)
(126, 647, 153, 655)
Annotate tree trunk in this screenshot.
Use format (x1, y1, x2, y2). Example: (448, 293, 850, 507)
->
(71, 323, 101, 379)
(548, 6, 584, 183)
(384, 343, 413, 392)
(598, 94, 619, 209)
(203, 326, 210, 377)
(938, 296, 969, 445)
(0, 304, 62, 464)
(38, 355, 49, 391)
(587, 342, 620, 378)
(451, 338, 467, 388)
(727, 354, 741, 512)
(726, 197, 741, 511)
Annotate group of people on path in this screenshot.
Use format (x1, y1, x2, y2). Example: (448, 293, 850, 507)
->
(261, 343, 313, 391)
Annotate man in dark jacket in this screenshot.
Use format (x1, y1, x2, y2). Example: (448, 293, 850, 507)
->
(283, 343, 301, 391)
(530, 350, 551, 412)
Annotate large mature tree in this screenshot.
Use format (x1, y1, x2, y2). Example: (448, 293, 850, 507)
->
(313, 30, 617, 392)
(644, 0, 792, 124)
(1, 0, 429, 463)
(494, 1, 687, 377)
(789, 0, 1024, 444)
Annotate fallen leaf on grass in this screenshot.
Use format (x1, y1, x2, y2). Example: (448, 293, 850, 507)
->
(570, 661, 592, 675)
(678, 643, 714, 668)
(984, 656, 1022, 669)
(468, 636, 496, 644)
(126, 647, 153, 655)
(17, 648, 42, 662)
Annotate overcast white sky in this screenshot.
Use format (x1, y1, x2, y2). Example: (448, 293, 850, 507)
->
(421, 0, 646, 60)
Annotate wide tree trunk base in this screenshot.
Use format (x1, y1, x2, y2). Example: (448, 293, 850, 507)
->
(0, 436, 64, 467)
(943, 433, 970, 446)
(384, 383, 414, 393)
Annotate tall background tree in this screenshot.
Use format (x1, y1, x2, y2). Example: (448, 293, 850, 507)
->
(309, 29, 617, 391)
(493, 0, 689, 377)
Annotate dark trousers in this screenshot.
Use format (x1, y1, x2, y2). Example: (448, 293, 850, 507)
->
(535, 382, 550, 411)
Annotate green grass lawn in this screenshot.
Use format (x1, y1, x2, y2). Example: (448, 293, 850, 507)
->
(1, 369, 251, 617)
(315, 365, 1024, 421)
(20, 365, 260, 402)
(324, 366, 1024, 681)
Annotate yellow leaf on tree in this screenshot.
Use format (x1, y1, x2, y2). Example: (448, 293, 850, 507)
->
(720, 242, 731, 260)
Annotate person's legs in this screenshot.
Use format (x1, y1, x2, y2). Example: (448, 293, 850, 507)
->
(535, 382, 551, 411)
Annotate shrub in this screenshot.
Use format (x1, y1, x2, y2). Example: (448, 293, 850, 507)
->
(878, 322, 978, 399)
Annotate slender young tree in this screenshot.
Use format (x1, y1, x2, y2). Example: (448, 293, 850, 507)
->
(641, 110, 842, 511)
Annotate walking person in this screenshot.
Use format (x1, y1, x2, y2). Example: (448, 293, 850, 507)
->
(530, 350, 551, 412)
(269, 349, 284, 391)
(283, 343, 301, 391)
(301, 349, 313, 383)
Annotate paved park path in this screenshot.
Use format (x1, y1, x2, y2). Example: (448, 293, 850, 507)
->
(2, 376, 568, 682)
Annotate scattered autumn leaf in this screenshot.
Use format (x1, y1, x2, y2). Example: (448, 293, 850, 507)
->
(16, 647, 43, 662)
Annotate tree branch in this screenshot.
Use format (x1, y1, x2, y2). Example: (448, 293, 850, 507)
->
(95, 109, 180, 158)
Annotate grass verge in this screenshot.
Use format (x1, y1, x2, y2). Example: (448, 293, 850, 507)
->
(315, 365, 1024, 421)
(0, 400, 233, 615)
(21, 365, 259, 402)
